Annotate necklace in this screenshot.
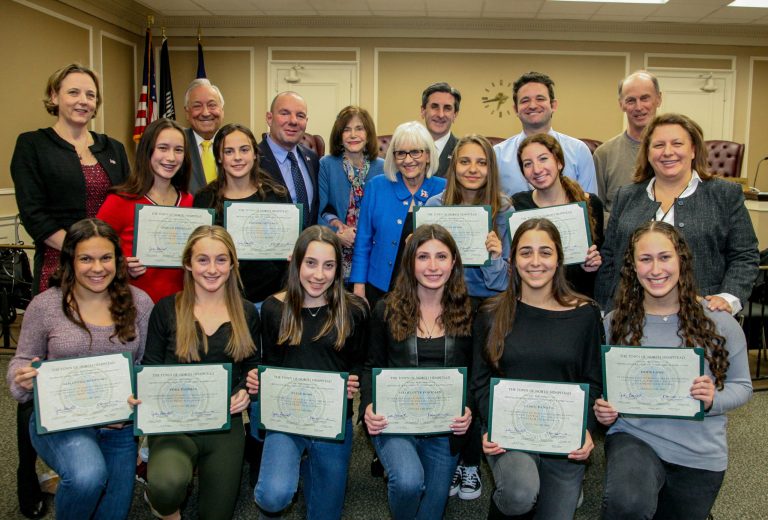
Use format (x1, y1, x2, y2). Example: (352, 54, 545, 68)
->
(419, 315, 441, 339)
(306, 306, 322, 318)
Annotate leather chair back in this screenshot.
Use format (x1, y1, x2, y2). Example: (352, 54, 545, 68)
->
(706, 140, 744, 178)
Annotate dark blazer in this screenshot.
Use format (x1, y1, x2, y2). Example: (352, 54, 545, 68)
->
(258, 138, 320, 225)
(435, 133, 457, 178)
(183, 127, 208, 194)
(11, 128, 130, 287)
(595, 177, 759, 311)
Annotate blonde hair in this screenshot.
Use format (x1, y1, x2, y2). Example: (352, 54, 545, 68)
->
(174, 225, 256, 362)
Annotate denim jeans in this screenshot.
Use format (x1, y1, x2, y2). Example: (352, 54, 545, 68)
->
(29, 415, 137, 520)
(255, 418, 354, 520)
(602, 432, 725, 520)
(372, 434, 459, 520)
(486, 449, 585, 519)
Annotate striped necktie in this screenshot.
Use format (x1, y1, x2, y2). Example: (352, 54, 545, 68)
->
(288, 151, 310, 228)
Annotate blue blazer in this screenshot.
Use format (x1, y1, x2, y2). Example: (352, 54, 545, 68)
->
(318, 155, 385, 227)
(350, 173, 447, 291)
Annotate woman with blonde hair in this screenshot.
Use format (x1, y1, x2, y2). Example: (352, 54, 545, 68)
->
(141, 225, 260, 520)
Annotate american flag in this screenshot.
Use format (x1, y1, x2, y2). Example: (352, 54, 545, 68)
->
(133, 28, 158, 142)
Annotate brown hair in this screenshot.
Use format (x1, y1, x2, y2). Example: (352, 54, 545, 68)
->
(482, 218, 591, 372)
(174, 225, 256, 362)
(49, 218, 137, 346)
(610, 221, 729, 389)
(441, 134, 507, 234)
(329, 106, 379, 159)
(43, 63, 102, 117)
(279, 226, 366, 349)
(516, 133, 597, 240)
(110, 118, 191, 197)
(385, 224, 472, 342)
(633, 113, 711, 183)
(196, 123, 287, 215)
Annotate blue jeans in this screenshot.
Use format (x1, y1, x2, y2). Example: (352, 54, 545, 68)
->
(602, 432, 725, 520)
(255, 418, 354, 519)
(487, 450, 585, 519)
(372, 434, 458, 520)
(29, 415, 137, 520)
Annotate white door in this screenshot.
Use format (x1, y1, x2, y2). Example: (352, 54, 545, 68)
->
(268, 63, 358, 149)
(649, 69, 734, 140)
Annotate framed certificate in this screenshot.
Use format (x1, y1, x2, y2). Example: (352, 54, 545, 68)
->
(33, 352, 135, 434)
(507, 202, 592, 265)
(223, 202, 303, 260)
(601, 345, 705, 419)
(134, 363, 232, 435)
(413, 205, 492, 266)
(373, 367, 466, 435)
(258, 366, 348, 440)
(488, 378, 588, 455)
(133, 205, 215, 267)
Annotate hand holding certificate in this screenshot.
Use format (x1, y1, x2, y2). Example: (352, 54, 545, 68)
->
(33, 352, 134, 434)
(134, 363, 232, 435)
(507, 202, 591, 265)
(258, 366, 348, 440)
(488, 379, 588, 455)
(223, 202, 302, 260)
(413, 206, 491, 266)
(601, 345, 705, 419)
(373, 367, 466, 435)
(133, 205, 214, 267)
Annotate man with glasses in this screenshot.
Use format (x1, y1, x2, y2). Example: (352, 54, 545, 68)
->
(420, 82, 461, 177)
(494, 71, 597, 196)
(184, 78, 225, 194)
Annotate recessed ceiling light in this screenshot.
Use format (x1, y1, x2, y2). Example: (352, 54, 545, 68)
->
(728, 0, 768, 7)
(551, 0, 668, 4)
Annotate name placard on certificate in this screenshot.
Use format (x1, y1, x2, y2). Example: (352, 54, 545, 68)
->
(488, 378, 587, 455)
(133, 205, 215, 267)
(413, 206, 492, 266)
(602, 345, 705, 419)
(373, 367, 466, 435)
(134, 363, 232, 435)
(33, 352, 135, 434)
(223, 202, 302, 260)
(507, 202, 592, 265)
(258, 366, 348, 440)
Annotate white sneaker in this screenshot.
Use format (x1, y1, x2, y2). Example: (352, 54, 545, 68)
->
(449, 465, 463, 496)
(458, 465, 482, 500)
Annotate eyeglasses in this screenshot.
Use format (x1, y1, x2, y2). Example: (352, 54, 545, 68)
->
(393, 149, 425, 160)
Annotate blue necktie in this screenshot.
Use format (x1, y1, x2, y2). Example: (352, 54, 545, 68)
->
(288, 151, 309, 228)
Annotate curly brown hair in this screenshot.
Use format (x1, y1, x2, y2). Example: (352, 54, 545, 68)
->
(483, 218, 591, 373)
(385, 224, 472, 342)
(49, 218, 137, 346)
(610, 221, 729, 388)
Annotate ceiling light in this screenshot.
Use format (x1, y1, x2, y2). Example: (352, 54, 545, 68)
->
(728, 1, 768, 7)
(552, 0, 668, 4)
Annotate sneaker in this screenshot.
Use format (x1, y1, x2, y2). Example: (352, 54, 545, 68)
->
(449, 465, 463, 496)
(458, 465, 482, 500)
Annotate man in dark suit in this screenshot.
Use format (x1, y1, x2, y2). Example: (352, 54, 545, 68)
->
(258, 91, 320, 226)
(420, 82, 461, 177)
(183, 78, 225, 193)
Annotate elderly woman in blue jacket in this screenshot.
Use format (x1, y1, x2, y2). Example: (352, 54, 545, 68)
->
(318, 106, 385, 280)
(350, 121, 447, 307)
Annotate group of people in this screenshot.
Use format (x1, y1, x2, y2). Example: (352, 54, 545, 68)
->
(5, 61, 758, 520)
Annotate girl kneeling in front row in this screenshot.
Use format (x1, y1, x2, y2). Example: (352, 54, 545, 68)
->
(595, 221, 752, 520)
(251, 225, 368, 519)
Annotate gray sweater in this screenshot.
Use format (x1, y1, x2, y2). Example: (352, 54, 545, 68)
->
(604, 305, 752, 471)
(7, 286, 154, 403)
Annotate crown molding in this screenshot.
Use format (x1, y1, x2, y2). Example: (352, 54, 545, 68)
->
(52, 1, 768, 47)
